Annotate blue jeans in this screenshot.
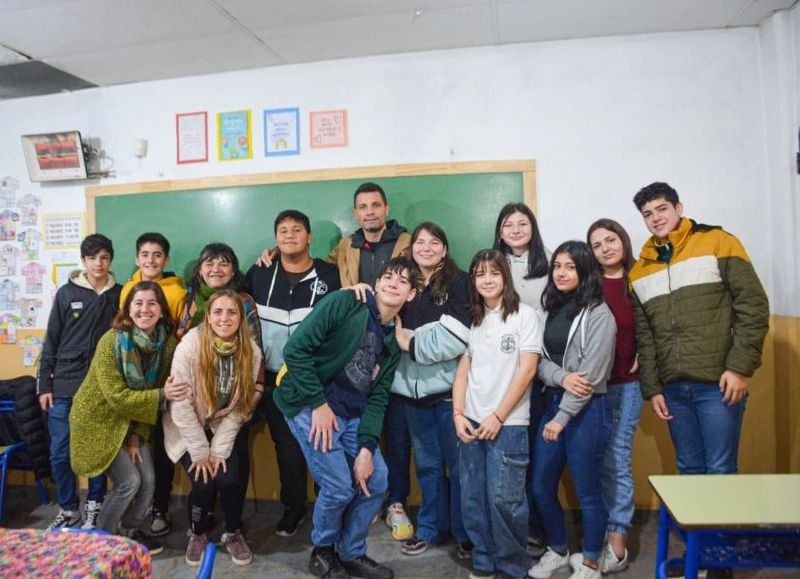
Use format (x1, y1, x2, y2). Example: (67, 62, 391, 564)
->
(602, 381, 643, 535)
(406, 399, 468, 544)
(49, 397, 106, 510)
(533, 391, 611, 562)
(663, 382, 746, 474)
(384, 395, 411, 507)
(460, 424, 529, 578)
(526, 380, 547, 541)
(287, 407, 388, 561)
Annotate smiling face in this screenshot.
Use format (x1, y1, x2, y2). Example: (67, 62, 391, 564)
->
(352, 191, 389, 234)
(199, 256, 234, 289)
(135, 242, 169, 282)
(500, 211, 533, 254)
(412, 228, 447, 274)
(374, 268, 416, 310)
(82, 250, 112, 286)
(275, 218, 312, 259)
(641, 197, 683, 241)
(589, 227, 625, 272)
(129, 289, 162, 335)
(552, 252, 579, 293)
(207, 295, 241, 340)
(474, 261, 505, 307)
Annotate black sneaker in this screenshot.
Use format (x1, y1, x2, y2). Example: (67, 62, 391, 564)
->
(130, 530, 164, 555)
(401, 536, 428, 556)
(150, 508, 171, 538)
(341, 555, 394, 579)
(276, 506, 308, 537)
(527, 536, 547, 559)
(309, 545, 349, 578)
(457, 541, 474, 560)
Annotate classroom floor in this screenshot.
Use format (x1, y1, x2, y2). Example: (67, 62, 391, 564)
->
(3, 485, 796, 578)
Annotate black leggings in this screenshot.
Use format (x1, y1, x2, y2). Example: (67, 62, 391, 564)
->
(180, 428, 248, 535)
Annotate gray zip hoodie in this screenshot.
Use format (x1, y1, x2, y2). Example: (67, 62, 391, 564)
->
(538, 303, 616, 426)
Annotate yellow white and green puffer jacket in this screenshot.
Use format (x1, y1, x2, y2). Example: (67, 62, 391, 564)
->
(629, 217, 769, 400)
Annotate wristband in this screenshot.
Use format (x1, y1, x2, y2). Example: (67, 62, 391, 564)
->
(492, 411, 504, 424)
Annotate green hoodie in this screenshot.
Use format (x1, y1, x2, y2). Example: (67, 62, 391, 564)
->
(274, 290, 400, 449)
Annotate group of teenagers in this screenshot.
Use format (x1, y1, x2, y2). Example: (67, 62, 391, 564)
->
(34, 180, 769, 579)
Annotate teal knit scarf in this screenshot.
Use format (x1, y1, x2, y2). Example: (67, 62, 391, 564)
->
(191, 281, 232, 328)
(114, 324, 167, 390)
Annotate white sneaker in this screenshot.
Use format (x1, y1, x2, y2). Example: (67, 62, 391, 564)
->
(600, 543, 628, 573)
(81, 499, 103, 529)
(568, 563, 601, 579)
(528, 547, 570, 578)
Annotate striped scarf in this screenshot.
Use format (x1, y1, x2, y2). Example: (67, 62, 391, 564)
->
(113, 324, 167, 390)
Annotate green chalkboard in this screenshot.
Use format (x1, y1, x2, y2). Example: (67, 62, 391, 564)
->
(90, 161, 536, 281)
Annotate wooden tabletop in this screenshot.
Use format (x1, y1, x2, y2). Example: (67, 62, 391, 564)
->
(649, 474, 800, 530)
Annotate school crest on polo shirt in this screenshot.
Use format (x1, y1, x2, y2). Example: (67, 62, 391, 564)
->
(310, 279, 328, 295)
(500, 334, 516, 354)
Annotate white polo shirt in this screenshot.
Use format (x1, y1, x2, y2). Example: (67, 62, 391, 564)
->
(464, 302, 543, 426)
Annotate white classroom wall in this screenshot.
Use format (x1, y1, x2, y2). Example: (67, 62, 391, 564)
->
(1, 8, 798, 329)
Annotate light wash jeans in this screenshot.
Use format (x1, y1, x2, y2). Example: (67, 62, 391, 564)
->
(601, 381, 643, 535)
(663, 381, 746, 474)
(98, 445, 155, 533)
(460, 424, 529, 578)
(287, 407, 388, 561)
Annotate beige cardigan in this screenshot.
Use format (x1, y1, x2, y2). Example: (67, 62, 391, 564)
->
(162, 327, 262, 463)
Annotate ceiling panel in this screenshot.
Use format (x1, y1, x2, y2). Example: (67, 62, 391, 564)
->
(0, 0, 238, 59)
(496, 0, 758, 43)
(729, 0, 798, 25)
(218, 0, 487, 30)
(256, 4, 494, 63)
(45, 32, 283, 86)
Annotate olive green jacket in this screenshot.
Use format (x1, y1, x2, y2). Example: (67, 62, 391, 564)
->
(70, 329, 177, 478)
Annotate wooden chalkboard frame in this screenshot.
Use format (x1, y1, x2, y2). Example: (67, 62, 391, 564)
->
(85, 160, 537, 230)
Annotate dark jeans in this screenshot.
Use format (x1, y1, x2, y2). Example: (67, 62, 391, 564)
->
(533, 390, 612, 562)
(526, 380, 547, 541)
(150, 420, 175, 514)
(179, 428, 248, 535)
(261, 373, 308, 511)
(406, 399, 468, 544)
(48, 397, 106, 510)
(383, 395, 411, 507)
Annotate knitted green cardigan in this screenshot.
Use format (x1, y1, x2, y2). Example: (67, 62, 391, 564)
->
(70, 328, 177, 478)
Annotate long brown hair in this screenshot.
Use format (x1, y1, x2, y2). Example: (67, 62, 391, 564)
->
(586, 218, 635, 299)
(196, 290, 255, 417)
(468, 249, 520, 325)
(113, 281, 175, 335)
(410, 222, 460, 304)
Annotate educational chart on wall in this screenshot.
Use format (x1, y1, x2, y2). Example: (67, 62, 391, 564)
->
(217, 110, 252, 161)
(0, 176, 83, 345)
(310, 109, 348, 148)
(264, 108, 300, 156)
(176, 111, 208, 164)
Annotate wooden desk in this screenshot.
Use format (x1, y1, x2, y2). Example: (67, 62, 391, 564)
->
(649, 474, 800, 579)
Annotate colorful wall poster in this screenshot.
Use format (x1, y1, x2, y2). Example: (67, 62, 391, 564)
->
(0, 177, 18, 206)
(0, 313, 17, 344)
(0, 209, 20, 241)
(264, 108, 300, 157)
(18, 193, 42, 226)
(217, 110, 252, 161)
(21, 261, 46, 294)
(44, 212, 84, 249)
(19, 296, 43, 327)
(20, 335, 43, 366)
(309, 109, 348, 148)
(17, 228, 41, 260)
(0, 278, 19, 310)
(176, 111, 208, 164)
(0, 245, 18, 276)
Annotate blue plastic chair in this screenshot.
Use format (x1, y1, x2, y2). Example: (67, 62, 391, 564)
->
(0, 396, 49, 523)
(196, 541, 217, 579)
